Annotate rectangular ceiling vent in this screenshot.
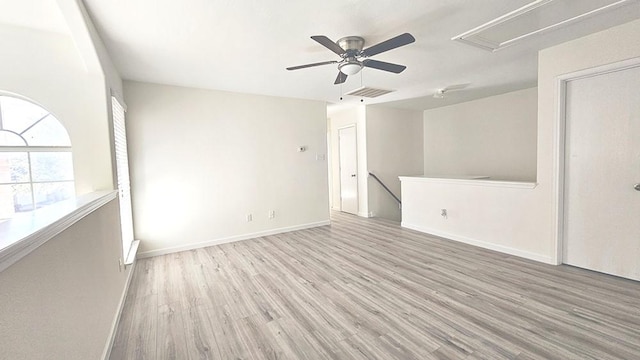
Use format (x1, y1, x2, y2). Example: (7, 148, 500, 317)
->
(345, 87, 395, 98)
(452, 0, 634, 51)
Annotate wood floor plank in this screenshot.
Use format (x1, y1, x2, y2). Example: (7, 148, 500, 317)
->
(207, 305, 253, 360)
(156, 303, 188, 360)
(237, 315, 281, 360)
(111, 211, 640, 359)
(265, 317, 334, 360)
(181, 305, 221, 359)
(110, 294, 157, 360)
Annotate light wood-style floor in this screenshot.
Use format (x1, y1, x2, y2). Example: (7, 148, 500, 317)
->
(110, 212, 640, 360)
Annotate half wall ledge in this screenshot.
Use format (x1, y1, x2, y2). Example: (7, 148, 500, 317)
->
(399, 175, 537, 189)
(0, 190, 117, 273)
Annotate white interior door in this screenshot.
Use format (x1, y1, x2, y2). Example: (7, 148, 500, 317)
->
(563, 64, 640, 281)
(339, 126, 358, 215)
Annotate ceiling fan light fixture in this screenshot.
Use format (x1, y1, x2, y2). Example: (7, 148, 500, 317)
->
(339, 62, 363, 76)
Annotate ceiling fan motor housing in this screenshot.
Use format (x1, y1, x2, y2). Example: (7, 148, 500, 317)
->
(337, 36, 365, 54)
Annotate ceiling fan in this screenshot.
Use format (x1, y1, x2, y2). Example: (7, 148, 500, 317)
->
(286, 33, 416, 85)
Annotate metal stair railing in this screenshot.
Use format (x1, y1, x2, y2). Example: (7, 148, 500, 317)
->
(368, 172, 401, 209)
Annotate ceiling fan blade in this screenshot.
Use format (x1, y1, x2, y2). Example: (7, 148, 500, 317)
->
(311, 35, 346, 56)
(362, 33, 415, 57)
(286, 60, 338, 71)
(363, 59, 406, 74)
(334, 72, 347, 85)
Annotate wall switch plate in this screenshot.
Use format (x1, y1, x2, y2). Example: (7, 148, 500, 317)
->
(316, 154, 326, 161)
(246, 214, 253, 222)
(268, 210, 275, 219)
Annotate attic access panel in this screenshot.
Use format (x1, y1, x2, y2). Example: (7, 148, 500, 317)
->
(452, 0, 636, 51)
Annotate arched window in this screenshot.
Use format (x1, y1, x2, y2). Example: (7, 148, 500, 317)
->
(0, 96, 74, 220)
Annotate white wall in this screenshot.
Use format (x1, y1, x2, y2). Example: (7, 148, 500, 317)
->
(366, 106, 423, 221)
(124, 81, 330, 256)
(423, 87, 537, 181)
(402, 18, 640, 264)
(0, 24, 114, 193)
(328, 106, 368, 216)
(401, 178, 546, 261)
(0, 199, 131, 360)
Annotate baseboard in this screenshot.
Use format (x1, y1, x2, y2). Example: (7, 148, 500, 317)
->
(401, 222, 554, 264)
(137, 220, 331, 258)
(101, 259, 137, 360)
(357, 211, 370, 218)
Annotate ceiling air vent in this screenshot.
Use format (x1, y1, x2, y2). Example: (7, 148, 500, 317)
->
(452, 0, 634, 51)
(345, 87, 395, 98)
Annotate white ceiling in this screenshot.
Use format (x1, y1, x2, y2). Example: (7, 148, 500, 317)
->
(15, 0, 640, 111)
(0, 0, 69, 34)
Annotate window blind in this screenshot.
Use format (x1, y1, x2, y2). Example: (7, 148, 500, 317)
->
(112, 96, 135, 260)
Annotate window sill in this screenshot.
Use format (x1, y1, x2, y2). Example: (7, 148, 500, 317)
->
(125, 239, 140, 266)
(0, 190, 117, 273)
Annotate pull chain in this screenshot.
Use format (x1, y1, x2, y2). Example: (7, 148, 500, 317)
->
(360, 69, 364, 103)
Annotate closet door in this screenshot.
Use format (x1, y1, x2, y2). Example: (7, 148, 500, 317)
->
(563, 64, 640, 281)
(339, 126, 358, 215)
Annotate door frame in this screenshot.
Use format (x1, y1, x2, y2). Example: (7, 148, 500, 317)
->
(553, 56, 640, 265)
(337, 124, 358, 214)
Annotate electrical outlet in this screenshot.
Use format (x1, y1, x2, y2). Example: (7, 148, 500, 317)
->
(246, 213, 253, 222)
(268, 210, 275, 219)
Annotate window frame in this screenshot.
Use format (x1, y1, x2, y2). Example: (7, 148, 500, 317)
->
(0, 95, 74, 218)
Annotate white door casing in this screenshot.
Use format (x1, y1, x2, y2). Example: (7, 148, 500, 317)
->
(339, 126, 358, 215)
(562, 63, 640, 281)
